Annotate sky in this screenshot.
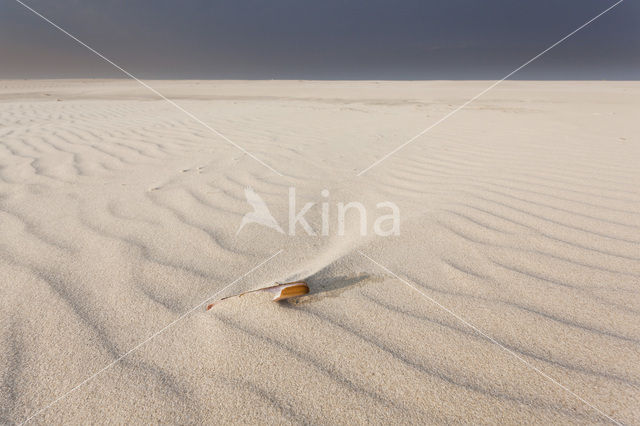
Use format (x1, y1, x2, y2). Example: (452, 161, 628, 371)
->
(1, 0, 638, 80)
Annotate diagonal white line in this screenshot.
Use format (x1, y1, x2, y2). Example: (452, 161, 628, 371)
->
(19, 249, 284, 425)
(356, 0, 625, 176)
(13, 0, 284, 177)
(357, 250, 621, 425)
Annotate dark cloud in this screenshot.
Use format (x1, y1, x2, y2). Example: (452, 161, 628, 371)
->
(1, 0, 638, 79)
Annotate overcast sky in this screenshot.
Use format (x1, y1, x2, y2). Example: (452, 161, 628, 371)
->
(1, 0, 638, 79)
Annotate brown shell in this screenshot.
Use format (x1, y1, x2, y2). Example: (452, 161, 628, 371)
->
(206, 281, 309, 310)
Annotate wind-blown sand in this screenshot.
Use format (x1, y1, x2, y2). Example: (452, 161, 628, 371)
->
(0, 80, 638, 424)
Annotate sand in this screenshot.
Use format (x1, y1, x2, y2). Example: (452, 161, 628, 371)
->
(0, 79, 638, 424)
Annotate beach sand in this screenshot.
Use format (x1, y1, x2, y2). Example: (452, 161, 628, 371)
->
(0, 80, 638, 424)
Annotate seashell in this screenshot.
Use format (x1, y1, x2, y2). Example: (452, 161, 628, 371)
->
(206, 281, 309, 310)
(269, 281, 310, 301)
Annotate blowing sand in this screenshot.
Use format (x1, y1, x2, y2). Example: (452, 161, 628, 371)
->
(0, 80, 638, 424)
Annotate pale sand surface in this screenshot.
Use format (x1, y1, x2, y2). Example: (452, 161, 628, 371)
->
(0, 80, 638, 424)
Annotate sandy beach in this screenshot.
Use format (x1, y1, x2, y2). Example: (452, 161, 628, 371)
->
(0, 79, 639, 424)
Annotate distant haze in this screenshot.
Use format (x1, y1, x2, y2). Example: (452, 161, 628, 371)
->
(1, 0, 638, 80)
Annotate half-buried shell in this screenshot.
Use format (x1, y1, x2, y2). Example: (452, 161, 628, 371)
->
(206, 281, 309, 310)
